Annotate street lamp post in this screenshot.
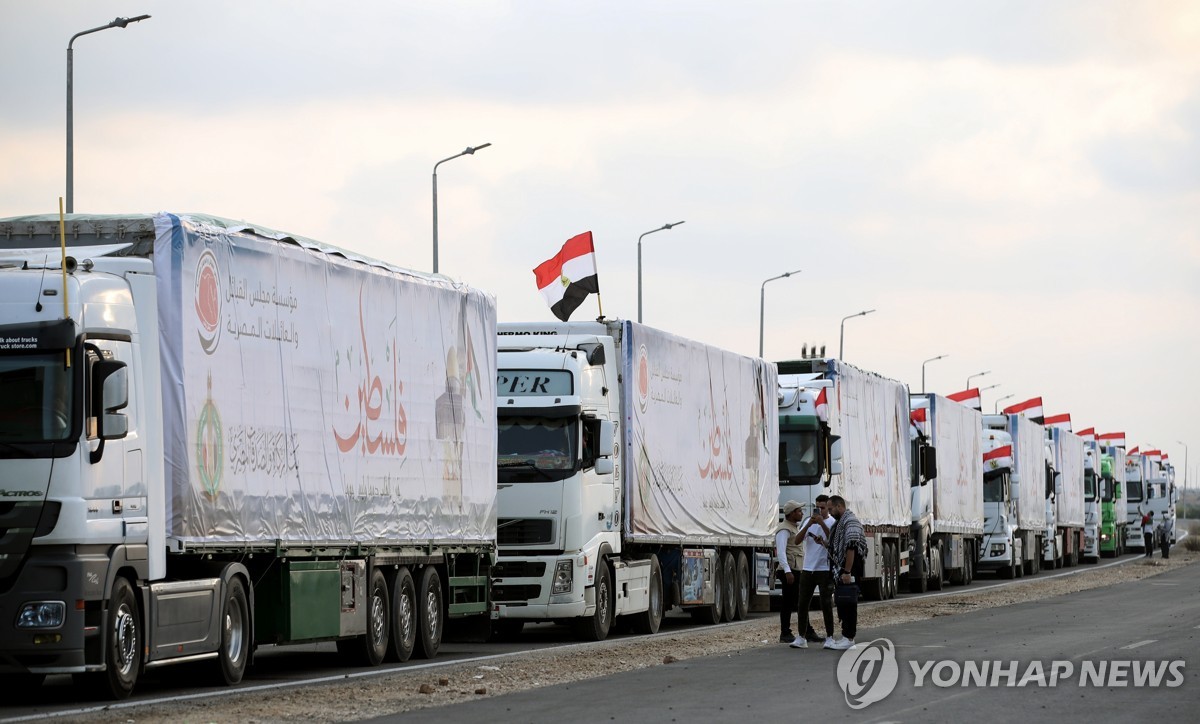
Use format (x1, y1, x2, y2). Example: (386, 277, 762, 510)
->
(1177, 440, 1188, 519)
(838, 309, 876, 360)
(432, 142, 491, 274)
(921, 354, 948, 394)
(966, 370, 991, 389)
(67, 14, 151, 213)
(758, 269, 801, 358)
(636, 221, 685, 323)
(994, 393, 1014, 414)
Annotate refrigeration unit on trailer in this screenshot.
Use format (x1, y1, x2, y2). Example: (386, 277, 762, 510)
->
(908, 394, 984, 591)
(0, 213, 497, 699)
(777, 358, 911, 601)
(490, 320, 779, 640)
(979, 414, 1047, 577)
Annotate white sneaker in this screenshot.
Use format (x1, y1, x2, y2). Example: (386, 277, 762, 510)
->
(789, 636, 808, 649)
(823, 637, 835, 649)
(829, 637, 857, 651)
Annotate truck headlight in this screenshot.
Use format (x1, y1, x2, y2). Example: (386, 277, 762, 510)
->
(1100, 534, 1109, 541)
(552, 560, 573, 594)
(15, 601, 65, 629)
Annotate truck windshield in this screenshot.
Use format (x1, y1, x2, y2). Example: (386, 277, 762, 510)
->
(983, 471, 1005, 502)
(1126, 480, 1143, 503)
(779, 430, 821, 484)
(1084, 471, 1096, 502)
(498, 416, 578, 482)
(0, 352, 74, 443)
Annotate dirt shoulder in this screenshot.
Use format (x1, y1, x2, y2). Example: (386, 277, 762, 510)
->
(68, 549, 1198, 723)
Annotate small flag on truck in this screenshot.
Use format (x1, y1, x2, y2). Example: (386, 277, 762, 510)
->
(1098, 431, 1125, 448)
(533, 231, 602, 321)
(947, 388, 981, 410)
(1003, 396, 1044, 424)
(1044, 413, 1072, 432)
(1077, 427, 1096, 444)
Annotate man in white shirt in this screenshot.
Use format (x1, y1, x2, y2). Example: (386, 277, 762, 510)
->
(792, 494, 836, 649)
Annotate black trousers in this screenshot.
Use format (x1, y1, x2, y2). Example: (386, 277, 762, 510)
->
(1144, 533, 1153, 555)
(1161, 537, 1170, 559)
(797, 570, 835, 638)
(777, 571, 799, 635)
(835, 582, 858, 640)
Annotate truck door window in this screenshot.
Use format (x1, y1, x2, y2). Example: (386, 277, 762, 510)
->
(779, 430, 820, 483)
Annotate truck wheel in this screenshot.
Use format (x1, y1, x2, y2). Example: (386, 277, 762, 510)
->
(573, 562, 613, 641)
(414, 567, 443, 659)
(340, 569, 389, 667)
(631, 555, 663, 634)
(213, 577, 250, 684)
(928, 547, 943, 591)
(909, 552, 928, 594)
(721, 551, 737, 623)
(388, 568, 417, 662)
(733, 551, 751, 620)
(82, 577, 140, 699)
(890, 544, 900, 597)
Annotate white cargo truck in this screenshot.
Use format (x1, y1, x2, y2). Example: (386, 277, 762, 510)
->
(1083, 441, 1102, 562)
(1047, 427, 1085, 567)
(777, 358, 911, 601)
(490, 321, 778, 640)
(1099, 447, 1127, 557)
(1124, 452, 1147, 553)
(979, 414, 1047, 577)
(0, 213, 497, 699)
(908, 394, 984, 591)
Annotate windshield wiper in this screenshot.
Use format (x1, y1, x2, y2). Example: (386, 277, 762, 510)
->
(498, 460, 557, 481)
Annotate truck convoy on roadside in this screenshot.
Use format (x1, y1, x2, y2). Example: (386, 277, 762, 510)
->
(0, 210, 1182, 703)
(489, 320, 779, 640)
(0, 213, 498, 699)
(908, 394, 984, 591)
(776, 358, 911, 600)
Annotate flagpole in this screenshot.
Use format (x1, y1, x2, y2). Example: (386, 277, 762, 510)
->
(591, 236, 605, 320)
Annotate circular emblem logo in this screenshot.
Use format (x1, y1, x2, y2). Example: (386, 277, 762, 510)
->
(636, 344, 650, 413)
(836, 637, 899, 710)
(195, 374, 224, 501)
(195, 248, 221, 355)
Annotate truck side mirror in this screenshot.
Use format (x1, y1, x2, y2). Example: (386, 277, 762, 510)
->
(89, 360, 128, 463)
(593, 419, 615, 475)
(828, 437, 843, 477)
(922, 445, 937, 483)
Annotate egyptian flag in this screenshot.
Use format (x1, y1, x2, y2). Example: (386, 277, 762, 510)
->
(1098, 431, 1125, 448)
(1044, 413, 1072, 432)
(814, 387, 829, 422)
(1077, 427, 1096, 444)
(947, 388, 981, 411)
(533, 232, 600, 321)
(1127, 446, 1140, 456)
(983, 444, 1013, 471)
(1144, 449, 1163, 463)
(910, 406, 929, 435)
(1003, 396, 1044, 424)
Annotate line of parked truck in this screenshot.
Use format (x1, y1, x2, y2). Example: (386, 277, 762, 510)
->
(0, 213, 1179, 699)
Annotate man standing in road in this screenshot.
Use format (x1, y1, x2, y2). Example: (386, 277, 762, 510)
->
(776, 501, 807, 644)
(792, 494, 835, 649)
(826, 495, 867, 651)
(1142, 511, 1154, 557)
(1158, 516, 1173, 559)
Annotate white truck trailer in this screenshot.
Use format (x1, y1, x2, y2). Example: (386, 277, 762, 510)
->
(490, 321, 778, 640)
(1047, 427, 1086, 567)
(0, 213, 497, 699)
(979, 414, 1047, 577)
(908, 394, 984, 591)
(777, 358, 911, 601)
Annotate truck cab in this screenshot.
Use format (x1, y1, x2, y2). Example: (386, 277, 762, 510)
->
(980, 417, 1019, 574)
(1083, 444, 1100, 562)
(1098, 452, 1126, 557)
(776, 363, 837, 512)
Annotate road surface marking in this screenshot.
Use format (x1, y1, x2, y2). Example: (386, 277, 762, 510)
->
(1120, 639, 1156, 650)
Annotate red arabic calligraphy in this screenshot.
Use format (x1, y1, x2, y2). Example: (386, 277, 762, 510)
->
(697, 381, 734, 481)
(332, 288, 407, 455)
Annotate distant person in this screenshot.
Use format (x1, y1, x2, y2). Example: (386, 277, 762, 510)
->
(1142, 511, 1154, 557)
(826, 495, 867, 651)
(1158, 517, 1173, 559)
(791, 494, 835, 649)
(776, 500, 807, 644)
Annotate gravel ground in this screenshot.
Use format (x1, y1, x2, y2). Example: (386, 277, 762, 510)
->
(66, 548, 1198, 723)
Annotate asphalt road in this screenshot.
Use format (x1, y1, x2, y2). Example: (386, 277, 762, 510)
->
(383, 558, 1199, 724)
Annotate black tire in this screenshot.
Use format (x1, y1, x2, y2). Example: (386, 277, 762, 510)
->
(928, 547, 943, 591)
(214, 577, 251, 684)
(83, 577, 141, 700)
(721, 551, 737, 623)
(573, 561, 613, 640)
(632, 555, 664, 634)
(341, 569, 389, 666)
(414, 566, 443, 659)
(909, 552, 928, 594)
(388, 568, 417, 662)
(883, 544, 895, 599)
(733, 551, 751, 620)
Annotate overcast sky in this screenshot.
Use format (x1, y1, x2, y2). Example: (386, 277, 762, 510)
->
(2, 2, 1197, 481)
